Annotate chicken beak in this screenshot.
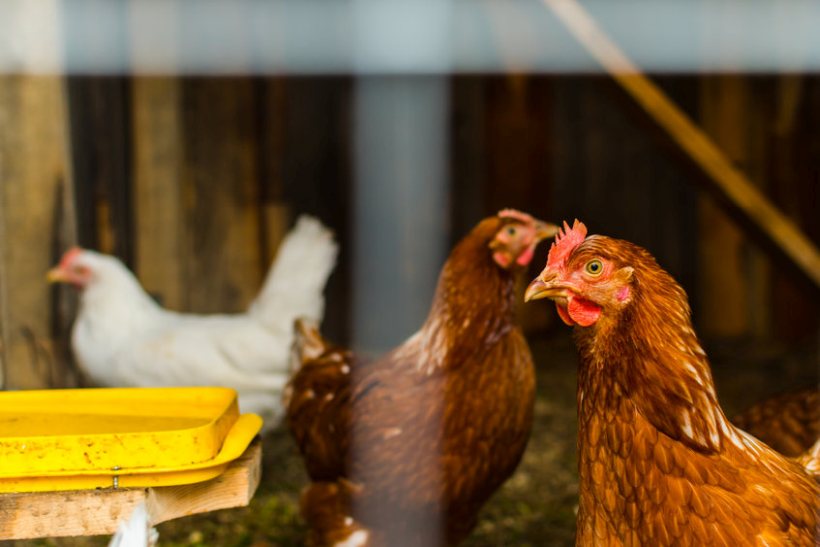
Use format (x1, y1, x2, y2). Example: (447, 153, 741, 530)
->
(46, 267, 68, 284)
(534, 221, 560, 242)
(524, 277, 548, 302)
(524, 270, 565, 302)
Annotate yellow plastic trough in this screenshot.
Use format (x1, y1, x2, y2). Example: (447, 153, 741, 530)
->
(0, 387, 262, 493)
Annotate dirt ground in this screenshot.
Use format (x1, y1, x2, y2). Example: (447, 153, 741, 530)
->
(7, 330, 818, 547)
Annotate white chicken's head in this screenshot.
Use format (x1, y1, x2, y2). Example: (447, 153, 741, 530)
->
(47, 247, 121, 289)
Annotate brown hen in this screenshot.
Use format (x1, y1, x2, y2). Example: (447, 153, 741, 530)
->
(525, 220, 819, 546)
(733, 388, 819, 458)
(285, 210, 558, 546)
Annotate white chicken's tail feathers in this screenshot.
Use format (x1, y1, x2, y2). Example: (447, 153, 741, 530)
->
(248, 215, 338, 332)
(108, 503, 158, 547)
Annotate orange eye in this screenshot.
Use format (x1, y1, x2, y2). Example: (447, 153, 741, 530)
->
(585, 259, 603, 276)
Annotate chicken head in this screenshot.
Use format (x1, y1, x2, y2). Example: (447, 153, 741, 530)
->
(524, 220, 635, 327)
(489, 209, 559, 269)
(47, 247, 95, 288)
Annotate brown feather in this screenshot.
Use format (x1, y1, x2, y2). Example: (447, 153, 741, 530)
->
(533, 233, 819, 546)
(733, 388, 819, 458)
(286, 214, 547, 546)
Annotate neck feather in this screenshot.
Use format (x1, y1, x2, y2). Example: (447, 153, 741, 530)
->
(416, 226, 515, 374)
(81, 264, 163, 322)
(576, 270, 734, 453)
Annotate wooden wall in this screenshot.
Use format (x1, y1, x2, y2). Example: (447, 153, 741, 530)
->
(71, 76, 353, 321)
(695, 76, 819, 341)
(767, 77, 820, 341)
(0, 73, 817, 389)
(0, 75, 76, 389)
(549, 76, 699, 295)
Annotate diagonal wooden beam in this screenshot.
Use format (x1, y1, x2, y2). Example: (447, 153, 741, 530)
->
(541, 0, 820, 289)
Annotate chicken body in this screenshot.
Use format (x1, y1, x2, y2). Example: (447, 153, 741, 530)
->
(286, 211, 557, 546)
(108, 502, 157, 547)
(733, 388, 819, 458)
(526, 222, 819, 546)
(50, 216, 337, 430)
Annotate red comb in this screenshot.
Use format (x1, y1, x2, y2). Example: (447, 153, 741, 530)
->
(58, 246, 84, 269)
(498, 208, 534, 224)
(547, 220, 587, 268)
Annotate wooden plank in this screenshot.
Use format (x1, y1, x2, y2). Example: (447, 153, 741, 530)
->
(260, 202, 291, 266)
(179, 78, 263, 313)
(542, 0, 820, 290)
(482, 76, 552, 219)
(449, 77, 486, 242)
(0, 90, 7, 389)
(66, 77, 133, 261)
(549, 76, 699, 311)
(147, 441, 262, 526)
(769, 76, 820, 340)
(0, 488, 145, 540)
(0, 441, 261, 539)
(256, 78, 291, 264)
(697, 77, 771, 337)
(132, 77, 186, 310)
(482, 75, 554, 333)
(278, 77, 352, 343)
(0, 75, 74, 389)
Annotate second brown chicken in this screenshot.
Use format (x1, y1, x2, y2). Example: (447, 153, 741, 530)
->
(284, 210, 558, 546)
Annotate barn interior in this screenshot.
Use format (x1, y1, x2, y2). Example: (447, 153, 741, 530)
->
(0, 1, 818, 545)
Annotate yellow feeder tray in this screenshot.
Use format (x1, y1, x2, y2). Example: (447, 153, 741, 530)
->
(0, 387, 262, 493)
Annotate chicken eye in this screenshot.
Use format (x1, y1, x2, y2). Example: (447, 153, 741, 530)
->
(506, 226, 517, 236)
(585, 259, 603, 276)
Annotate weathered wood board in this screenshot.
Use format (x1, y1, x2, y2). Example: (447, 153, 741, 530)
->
(0, 75, 75, 390)
(0, 441, 261, 540)
(698, 76, 771, 337)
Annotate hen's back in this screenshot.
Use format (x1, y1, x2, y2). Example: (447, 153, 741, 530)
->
(733, 388, 819, 458)
(286, 319, 357, 480)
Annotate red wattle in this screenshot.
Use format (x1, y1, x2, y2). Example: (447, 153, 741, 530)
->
(567, 297, 602, 327)
(555, 303, 576, 326)
(493, 251, 512, 268)
(516, 244, 536, 266)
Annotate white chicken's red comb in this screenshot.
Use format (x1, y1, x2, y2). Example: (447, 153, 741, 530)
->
(547, 219, 587, 268)
(57, 246, 84, 269)
(497, 208, 534, 224)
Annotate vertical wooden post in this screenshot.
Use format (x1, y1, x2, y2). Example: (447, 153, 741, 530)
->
(0, 100, 7, 389)
(698, 76, 771, 337)
(179, 78, 263, 313)
(450, 76, 487, 241)
(256, 78, 291, 271)
(132, 77, 186, 309)
(769, 76, 820, 340)
(66, 77, 133, 260)
(277, 77, 353, 343)
(0, 75, 74, 389)
(133, 78, 266, 314)
(482, 75, 554, 333)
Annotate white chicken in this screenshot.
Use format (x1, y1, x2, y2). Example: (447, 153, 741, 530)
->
(48, 215, 338, 431)
(108, 503, 158, 547)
